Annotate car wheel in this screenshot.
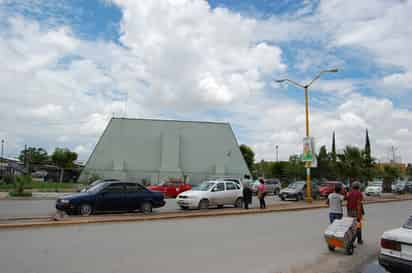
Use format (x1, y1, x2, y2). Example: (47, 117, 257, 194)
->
(280, 196, 285, 201)
(198, 199, 209, 210)
(328, 245, 335, 252)
(234, 198, 243, 208)
(274, 189, 280, 196)
(79, 204, 93, 216)
(180, 206, 189, 210)
(217, 204, 224, 209)
(141, 202, 153, 214)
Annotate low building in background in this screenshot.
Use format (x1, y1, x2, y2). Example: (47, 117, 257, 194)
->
(79, 118, 250, 185)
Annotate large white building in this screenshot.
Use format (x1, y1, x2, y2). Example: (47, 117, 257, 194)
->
(79, 118, 250, 184)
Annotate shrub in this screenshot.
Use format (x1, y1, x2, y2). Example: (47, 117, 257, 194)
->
(15, 175, 32, 194)
(3, 175, 15, 184)
(88, 173, 101, 184)
(9, 191, 32, 197)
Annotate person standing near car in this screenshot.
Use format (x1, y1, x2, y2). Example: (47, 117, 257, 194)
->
(346, 181, 364, 244)
(257, 178, 266, 209)
(327, 183, 344, 223)
(242, 183, 253, 209)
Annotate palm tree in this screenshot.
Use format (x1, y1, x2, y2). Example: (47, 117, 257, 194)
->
(338, 146, 363, 186)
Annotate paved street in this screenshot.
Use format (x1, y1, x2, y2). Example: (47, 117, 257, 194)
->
(0, 195, 285, 218)
(0, 201, 410, 273)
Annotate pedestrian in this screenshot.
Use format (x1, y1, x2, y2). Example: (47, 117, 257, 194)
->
(327, 183, 344, 223)
(346, 181, 364, 244)
(242, 182, 253, 209)
(257, 178, 266, 209)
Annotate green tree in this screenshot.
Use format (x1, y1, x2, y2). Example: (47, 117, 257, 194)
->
(383, 165, 401, 192)
(406, 164, 412, 180)
(239, 144, 255, 175)
(338, 146, 363, 184)
(51, 148, 78, 182)
(313, 145, 330, 179)
(331, 131, 337, 163)
(363, 129, 374, 181)
(285, 155, 305, 182)
(18, 147, 49, 170)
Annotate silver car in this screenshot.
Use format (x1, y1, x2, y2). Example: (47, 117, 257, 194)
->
(250, 179, 281, 195)
(176, 180, 244, 210)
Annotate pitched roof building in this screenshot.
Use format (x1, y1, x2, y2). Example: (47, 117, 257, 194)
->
(79, 118, 250, 185)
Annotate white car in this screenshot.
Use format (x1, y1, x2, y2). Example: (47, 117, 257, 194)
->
(365, 181, 383, 196)
(379, 215, 412, 272)
(176, 180, 243, 210)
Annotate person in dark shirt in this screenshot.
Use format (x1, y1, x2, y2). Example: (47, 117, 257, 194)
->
(346, 181, 364, 244)
(242, 183, 253, 209)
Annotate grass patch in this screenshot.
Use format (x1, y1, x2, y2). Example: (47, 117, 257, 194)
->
(9, 191, 33, 197)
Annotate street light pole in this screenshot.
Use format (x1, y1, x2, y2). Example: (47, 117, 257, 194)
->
(275, 145, 279, 162)
(275, 68, 338, 203)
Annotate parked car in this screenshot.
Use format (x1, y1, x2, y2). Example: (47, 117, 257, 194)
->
(147, 179, 192, 198)
(176, 180, 243, 210)
(319, 181, 347, 198)
(250, 178, 281, 195)
(379, 215, 412, 272)
(56, 181, 165, 216)
(365, 181, 383, 196)
(394, 181, 412, 194)
(279, 181, 320, 201)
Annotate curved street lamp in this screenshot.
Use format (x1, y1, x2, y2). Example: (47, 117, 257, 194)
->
(275, 68, 338, 202)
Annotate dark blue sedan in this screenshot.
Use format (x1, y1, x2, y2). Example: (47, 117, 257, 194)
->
(56, 181, 166, 216)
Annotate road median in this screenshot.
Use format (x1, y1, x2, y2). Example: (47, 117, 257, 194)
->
(0, 195, 411, 230)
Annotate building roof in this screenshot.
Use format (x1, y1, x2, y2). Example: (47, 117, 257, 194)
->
(80, 118, 250, 182)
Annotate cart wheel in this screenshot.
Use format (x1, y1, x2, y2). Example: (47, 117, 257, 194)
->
(346, 244, 354, 255)
(328, 245, 335, 252)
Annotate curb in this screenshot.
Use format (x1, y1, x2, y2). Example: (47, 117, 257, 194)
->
(0, 197, 411, 230)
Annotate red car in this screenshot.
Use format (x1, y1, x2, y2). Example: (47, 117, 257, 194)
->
(148, 179, 192, 198)
(319, 181, 347, 198)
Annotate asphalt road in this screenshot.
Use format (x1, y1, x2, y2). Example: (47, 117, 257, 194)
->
(0, 201, 410, 273)
(0, 194, 285, 218)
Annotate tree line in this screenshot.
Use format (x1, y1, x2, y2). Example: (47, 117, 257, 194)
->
(240, 131, 411, 190)
(18, 147, 78, 182)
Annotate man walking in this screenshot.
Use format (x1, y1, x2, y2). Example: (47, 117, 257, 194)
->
(346, 182, 364, 244)
(327, 183, 344, 223)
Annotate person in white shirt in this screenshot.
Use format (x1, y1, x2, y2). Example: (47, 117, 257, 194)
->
(327, 184, 344, 223)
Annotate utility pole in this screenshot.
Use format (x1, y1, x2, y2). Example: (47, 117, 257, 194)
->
(275, 145, 279, 162)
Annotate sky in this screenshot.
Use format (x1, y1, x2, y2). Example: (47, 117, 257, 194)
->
(0, 0, 411, 163)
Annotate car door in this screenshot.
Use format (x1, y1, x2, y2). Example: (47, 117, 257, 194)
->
(124, 183, 147, 210)
(225, 182, 239, 204)
(210, 182, 226, 206)
(95, 183, 127, 212)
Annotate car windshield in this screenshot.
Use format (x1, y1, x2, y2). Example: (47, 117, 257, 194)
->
(396, 181, 406, 186)
(192, 182, 215, 191)
(370, 181, 383, 186)
(288, 182, 304, 189)
(86, 182, 107, 193)
(403, 216, 412, 229)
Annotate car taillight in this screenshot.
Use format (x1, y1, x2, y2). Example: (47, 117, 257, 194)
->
(381, 238, 401, 251)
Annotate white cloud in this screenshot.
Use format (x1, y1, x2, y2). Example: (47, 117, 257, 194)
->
(1, 0, 412, 165)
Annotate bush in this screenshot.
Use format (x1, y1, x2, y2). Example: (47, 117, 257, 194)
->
(3, 175, 15, 184)
(9, 191, 32, 197)
(15, 175, 32, 194)
(88, 173, 101, 184)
